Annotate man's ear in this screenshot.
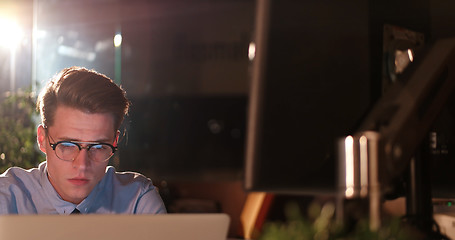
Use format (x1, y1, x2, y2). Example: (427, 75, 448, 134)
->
(37, 125, 47, 154)
(113, 130, 120, 147)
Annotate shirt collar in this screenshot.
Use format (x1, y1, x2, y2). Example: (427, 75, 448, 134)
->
(38, 161, 107, 215)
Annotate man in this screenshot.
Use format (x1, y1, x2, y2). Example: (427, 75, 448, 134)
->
(0, 66, 166, 214)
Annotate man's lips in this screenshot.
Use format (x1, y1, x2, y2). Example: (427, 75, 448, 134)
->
(68, 178, 90, 186)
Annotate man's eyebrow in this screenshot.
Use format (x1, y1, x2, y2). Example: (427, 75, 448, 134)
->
(55, 136, 113, 143)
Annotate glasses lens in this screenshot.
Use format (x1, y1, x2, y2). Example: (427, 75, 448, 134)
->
(54, 142, 114, 162)
(88, 144, 114, 162)
(55, 142, 79, 161)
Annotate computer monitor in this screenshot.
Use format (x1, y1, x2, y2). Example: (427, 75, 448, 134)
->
(244, 0, 372, 195)
(244, 0, 455, 201)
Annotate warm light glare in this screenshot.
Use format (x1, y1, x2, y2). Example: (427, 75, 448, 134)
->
(359, 136, 368, 197)
(248, 42, 256, 61)
(0, 18, 23, 48)
(394, 48, 414, 74)
(408, 48, 414, 62)
(345, 136, 354, 198)
(114, 33, 122, 47)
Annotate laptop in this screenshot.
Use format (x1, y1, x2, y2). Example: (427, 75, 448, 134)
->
(0, 213, 230, 240)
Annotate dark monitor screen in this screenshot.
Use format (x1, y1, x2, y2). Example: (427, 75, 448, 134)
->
(244, 0, 372, 195)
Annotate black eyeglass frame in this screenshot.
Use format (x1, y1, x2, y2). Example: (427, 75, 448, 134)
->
(44, 127, 118, 162)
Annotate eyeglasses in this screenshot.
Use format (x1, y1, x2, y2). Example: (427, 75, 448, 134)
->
(45, 129, 117, 162)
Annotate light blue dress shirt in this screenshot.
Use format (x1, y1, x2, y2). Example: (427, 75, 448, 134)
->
(0, 161, 167, 214)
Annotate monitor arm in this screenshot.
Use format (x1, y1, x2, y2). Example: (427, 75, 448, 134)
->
(357, 38, 455, 188)
(338, 38, 455, 236)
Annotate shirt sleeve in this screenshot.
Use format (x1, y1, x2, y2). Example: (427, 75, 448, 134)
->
(0, 192, 12, 214)
(135, 185, 167, 214)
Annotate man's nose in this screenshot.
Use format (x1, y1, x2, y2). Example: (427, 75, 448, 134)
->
(72, 149, 90, 169)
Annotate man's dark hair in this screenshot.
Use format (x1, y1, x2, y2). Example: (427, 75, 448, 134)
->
(37, 66, 130, 131)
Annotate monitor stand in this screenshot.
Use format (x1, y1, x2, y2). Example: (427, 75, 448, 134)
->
(404, 141, 449, 239)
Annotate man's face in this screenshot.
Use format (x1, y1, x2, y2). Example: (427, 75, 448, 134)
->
(37, 105, 117, 204)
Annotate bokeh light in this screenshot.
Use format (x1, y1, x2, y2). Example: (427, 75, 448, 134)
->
(114, 33, 122, 47)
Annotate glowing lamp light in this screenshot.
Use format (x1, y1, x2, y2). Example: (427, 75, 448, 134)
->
(345, 135, 354, 198)
(114, 33, 122, 47)
(248, 42, 256, 61)
(359, 135, 368, 197)
(0, 18, 23, 49)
